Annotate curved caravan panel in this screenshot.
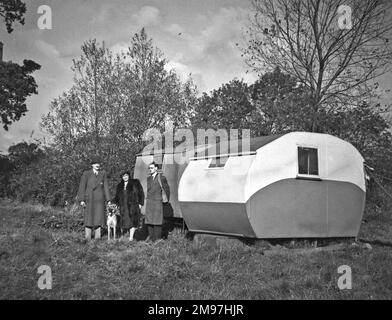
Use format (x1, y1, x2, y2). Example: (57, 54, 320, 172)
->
(247, 179, 365, 238)
(179, 132, 366, 239)
(246, 132, 365, 238)
(179, 154, 257, 237)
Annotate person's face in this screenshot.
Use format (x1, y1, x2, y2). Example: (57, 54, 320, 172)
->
(122, 174, 129, 182)
(92, 163, 100, 171)
(148, 165, 158, 175)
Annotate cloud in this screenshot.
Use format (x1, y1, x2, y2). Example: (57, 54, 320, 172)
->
(35, 40, 60, 59)
(165, 23, 185, 36)
(0, 2, 257, 152)
(161, 7, 255, 93)
(185, 7, 249, 62)
(132, 6, 161, 28)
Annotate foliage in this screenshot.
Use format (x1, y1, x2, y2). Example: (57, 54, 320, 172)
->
(41, 29, 196, 155)
(7, 141, 43, 167)
(325, 103, 392, 207)
(0, 59, 41, 130)
(249, 67, 312, 135)
(2, 29, 199, 205)
(0, 1, 40, 130)
(0, 0, 26, 33)
(0, 153, 14, 197)
(191, 79, 253, 132)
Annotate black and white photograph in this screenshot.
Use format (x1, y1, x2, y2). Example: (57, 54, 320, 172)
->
(0, 0, 392, 303)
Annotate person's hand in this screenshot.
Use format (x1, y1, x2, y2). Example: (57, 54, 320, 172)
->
(139, 204, 142, 209)
(107, 201, 111, 205)
(80, 201, 86, 207)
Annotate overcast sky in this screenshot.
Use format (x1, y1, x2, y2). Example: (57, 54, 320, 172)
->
(0, 0, 260, 152)
(0, 0, 391, 153)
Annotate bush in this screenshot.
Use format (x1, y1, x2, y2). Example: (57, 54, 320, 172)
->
(4, 140, 140, 206)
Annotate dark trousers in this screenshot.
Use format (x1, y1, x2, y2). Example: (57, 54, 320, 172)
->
(147, 224, 162, 241)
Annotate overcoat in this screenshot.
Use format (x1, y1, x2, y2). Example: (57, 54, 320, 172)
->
(77, 169, 111, 227)
(145, 174, 170, 225)
(113, 179, 144, 229)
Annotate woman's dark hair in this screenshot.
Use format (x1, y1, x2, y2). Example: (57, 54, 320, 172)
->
(121, 170, 131, 178)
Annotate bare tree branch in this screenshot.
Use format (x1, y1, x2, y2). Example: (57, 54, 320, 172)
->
(244, 0, 392, 131)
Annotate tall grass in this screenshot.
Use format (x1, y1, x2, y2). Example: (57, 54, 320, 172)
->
(0, 199, 391, 299)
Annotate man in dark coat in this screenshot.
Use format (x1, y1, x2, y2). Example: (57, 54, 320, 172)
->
(77, 156, 111, 240)
(144, 162, 170, 241)
(112, 171, 144, 241)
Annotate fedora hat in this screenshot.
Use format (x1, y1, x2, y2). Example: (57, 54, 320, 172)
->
(90, 155, 102, 165)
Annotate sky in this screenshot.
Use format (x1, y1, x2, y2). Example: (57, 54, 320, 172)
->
(0, 0, 258, 153)
(0, 0, 391, 153)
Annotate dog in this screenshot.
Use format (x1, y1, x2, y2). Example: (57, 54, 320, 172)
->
(106, 203, 120, 240)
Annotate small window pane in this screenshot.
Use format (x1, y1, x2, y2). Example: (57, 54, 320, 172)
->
(209, 156, 229, 168)
(298, 147, 318, 175)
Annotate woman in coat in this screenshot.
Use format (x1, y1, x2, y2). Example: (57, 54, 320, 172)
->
(113, 171, 144, 241)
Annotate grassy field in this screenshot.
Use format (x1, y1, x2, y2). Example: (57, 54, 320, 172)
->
(0, 198, 391, 300)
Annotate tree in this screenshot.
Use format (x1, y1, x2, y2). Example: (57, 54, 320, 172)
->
(191, 79, 253, 132)
(190, 71, 311, 137)
(41, 29, 198, 193)
(2, 141, 45, 201)
(41, 39, 132, 184)
(122, 28, 196, 141)
(0, 152, 14, 196)
(325, 102, 392, 171)
(0, 0, 26, 33)
(0, 59, 41, 130)
(244, 0, 392, 131)
(8, 141, 43, 168)
(250, 67, 312, 135)
(0, 0, 40, 130)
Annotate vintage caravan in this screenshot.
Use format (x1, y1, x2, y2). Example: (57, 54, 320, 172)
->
(178, 132, 366, 239)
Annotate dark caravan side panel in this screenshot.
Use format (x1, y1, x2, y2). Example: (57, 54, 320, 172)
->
(326, 180, 366, 237)
(248, 179, 365, 238)
(181, 202, 256, 238)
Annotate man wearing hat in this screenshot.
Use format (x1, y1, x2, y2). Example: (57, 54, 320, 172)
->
(77, 156, 111, 240)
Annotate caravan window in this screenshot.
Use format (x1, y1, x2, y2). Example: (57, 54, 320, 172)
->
(208, 156, 229, 168)
(298, 147, 318, 175)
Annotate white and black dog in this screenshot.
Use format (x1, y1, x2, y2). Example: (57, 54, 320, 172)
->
(106, 203, 120, 240)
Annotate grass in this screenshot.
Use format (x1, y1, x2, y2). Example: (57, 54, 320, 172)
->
(0, 198, 391, 299)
